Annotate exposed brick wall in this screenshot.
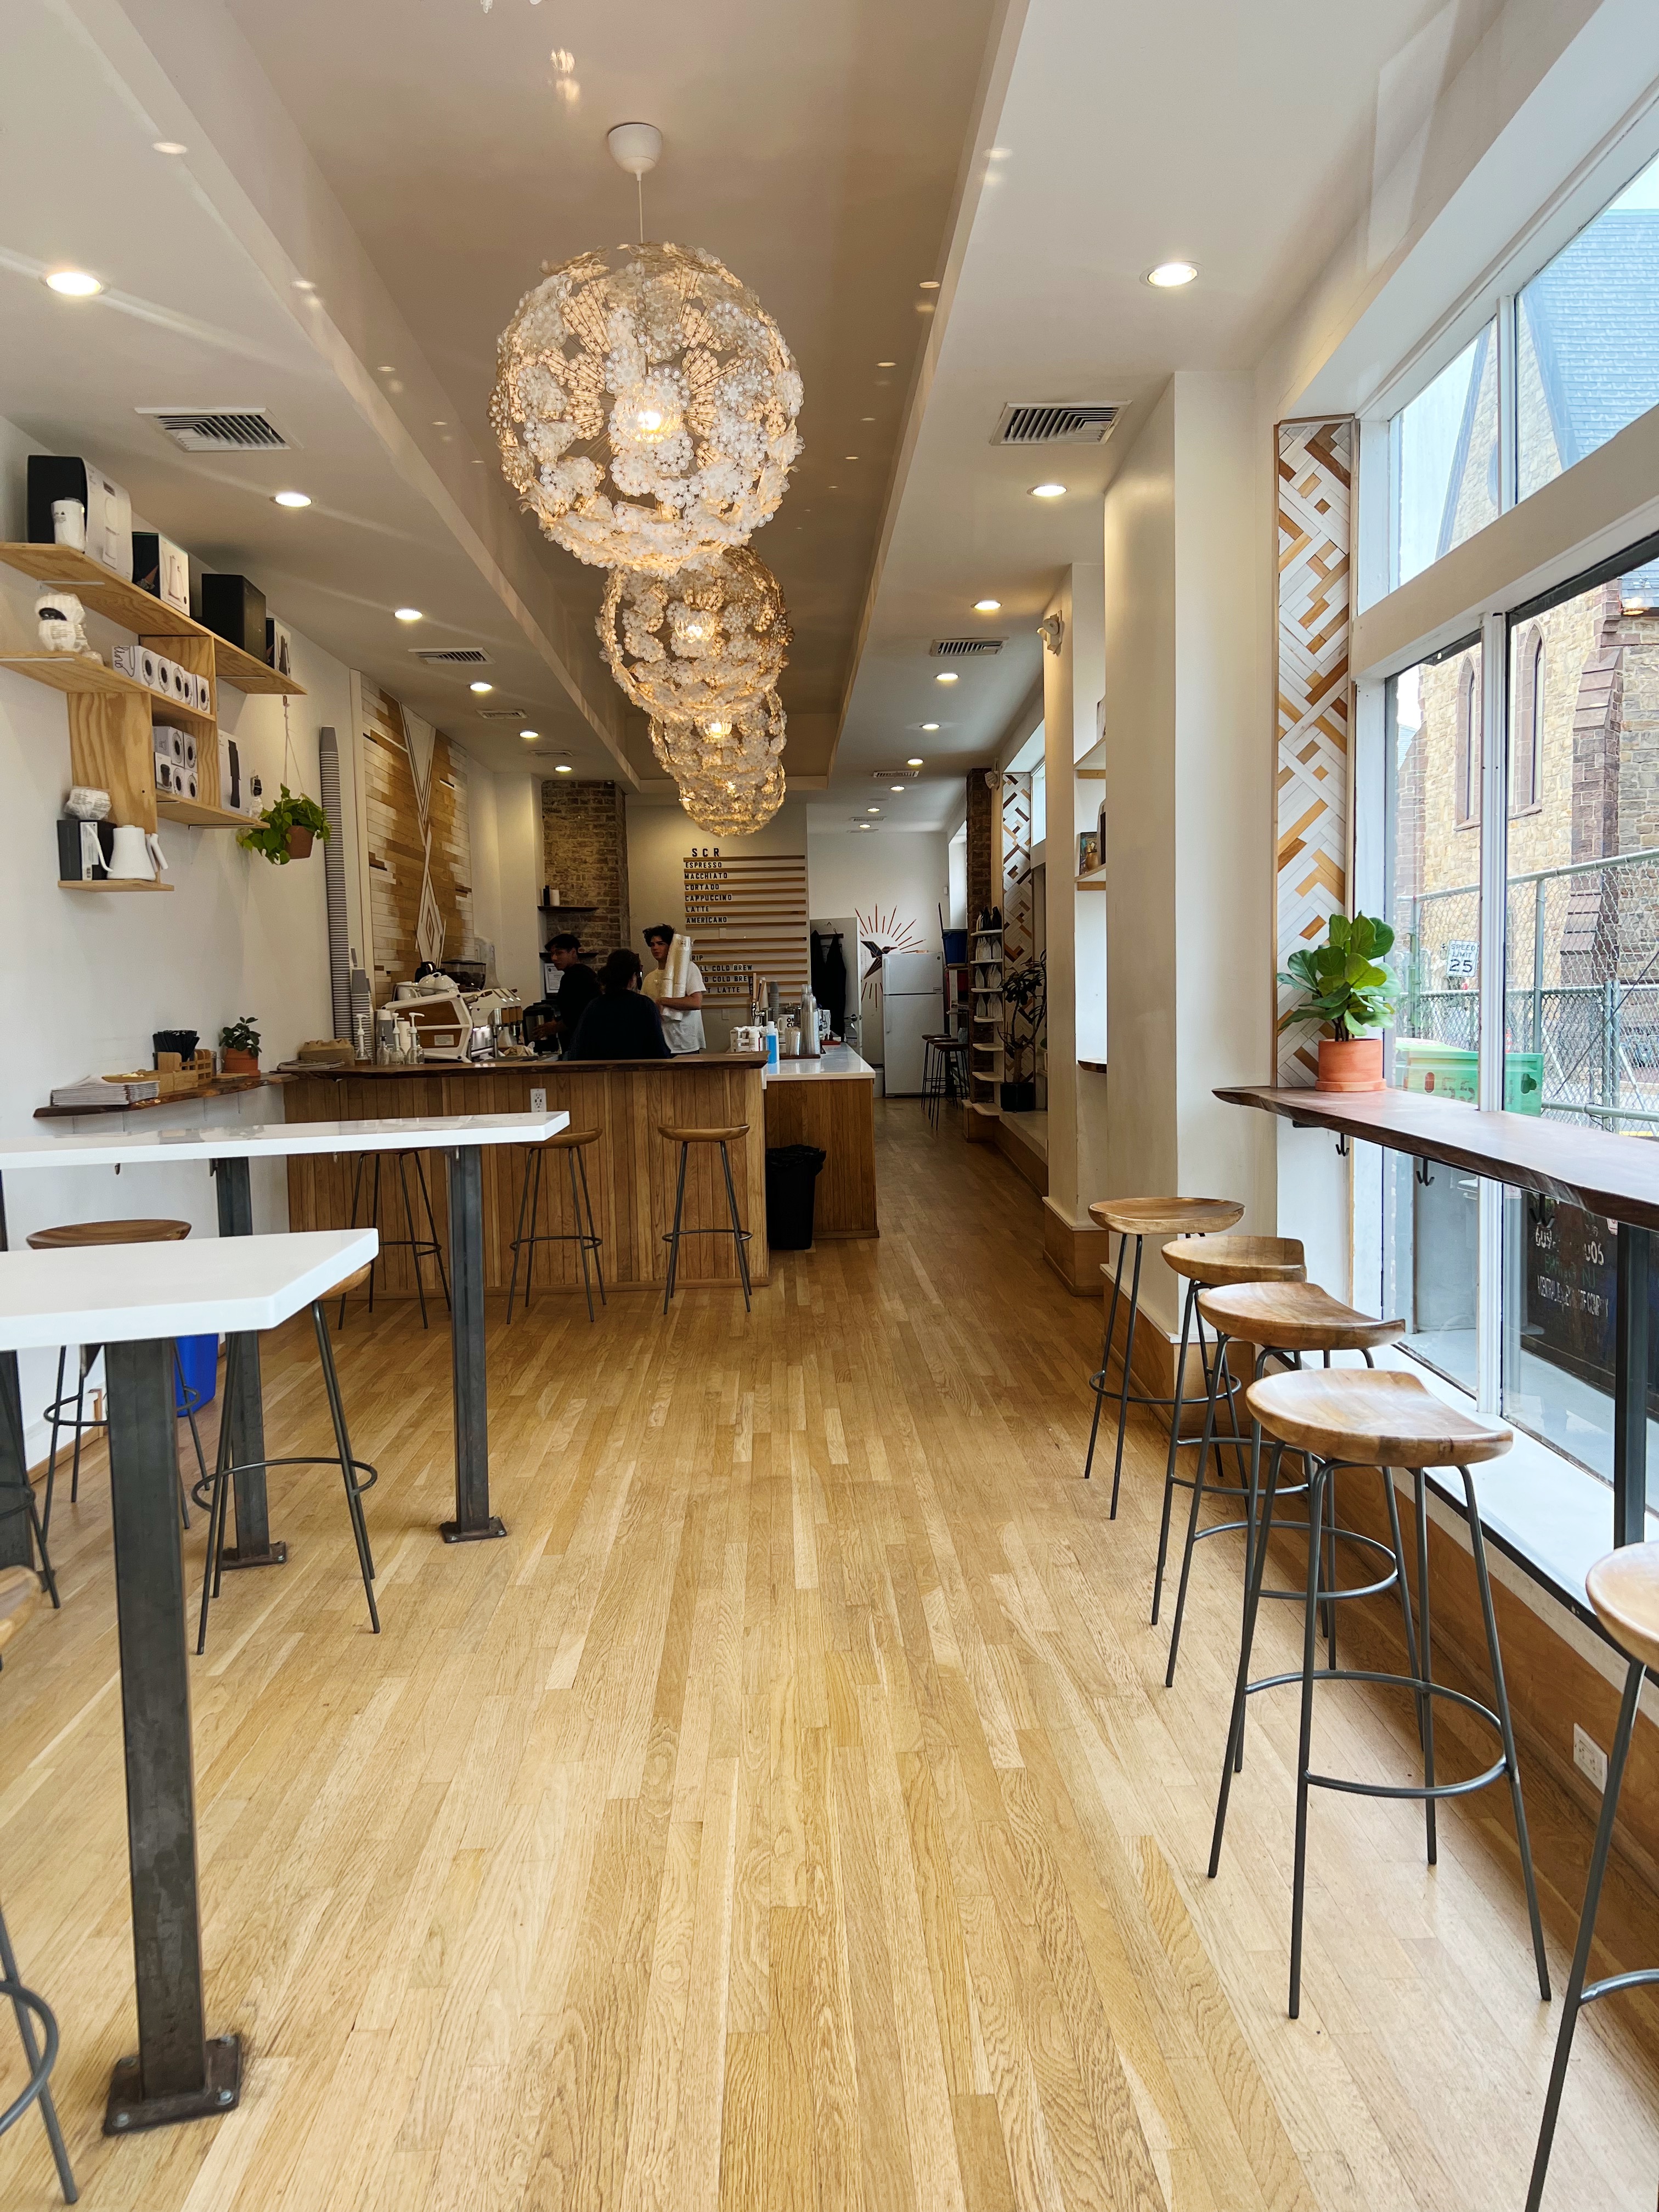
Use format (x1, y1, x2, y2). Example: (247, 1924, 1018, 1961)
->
(966, 770, 995, 922)
(540, 780, 629, 961)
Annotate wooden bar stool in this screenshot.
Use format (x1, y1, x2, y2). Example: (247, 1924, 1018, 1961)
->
(27, 1218, 208, 1570)
(336, 1150, 449, 1330)
(1160, 1279, 1405, 1689)
(1150, 1234, 1306, 1644)
(659, 1124, 752, 1314)
(193, 1268, 380, 1655)
(1082, 1197, 1245, 1510)
(0, 1568, 76, 2200)
(1209, 1365, 1549, 2019)
(507, 1128, 606, 1323)
(1526, 1543, 1659, 2210)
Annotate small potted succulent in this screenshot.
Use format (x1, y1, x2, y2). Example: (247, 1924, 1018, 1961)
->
(219, 1014, 262, 1075)
(1279, 912, 1396, 1092)
(238, 785, 330, 864)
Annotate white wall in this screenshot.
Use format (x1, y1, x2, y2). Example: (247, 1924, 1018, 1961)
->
(0, 410, 357, 1459)
(462, 763, 541, 1005)
(805, 831, 950, 952)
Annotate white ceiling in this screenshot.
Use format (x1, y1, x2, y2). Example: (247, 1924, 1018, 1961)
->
(828, 0, 1506, 831)
(3, 0, 1508, 820)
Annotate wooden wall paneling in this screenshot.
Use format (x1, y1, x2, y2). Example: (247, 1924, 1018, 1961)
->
(684, 851, 810, 1001)
(1276, 420, 1353, 1086)
(360, 681, 476, 1001)
(69, 689, 155, 832)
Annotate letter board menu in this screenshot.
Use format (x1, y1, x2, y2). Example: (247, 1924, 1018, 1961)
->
(682, 849, 809, 1003)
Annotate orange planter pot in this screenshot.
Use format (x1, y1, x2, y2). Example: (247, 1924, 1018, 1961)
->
(1316, 1036, 1384, 1092)
(222, 1049, 259, 1076)
(285, 827, 314, 860)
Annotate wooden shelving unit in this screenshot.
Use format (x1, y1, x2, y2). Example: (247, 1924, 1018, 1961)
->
(968, 923, 1005, 1120)
(1075, 865, 1109, 890)
(0, 543, 306, 874)
(58, 878, 172, 894)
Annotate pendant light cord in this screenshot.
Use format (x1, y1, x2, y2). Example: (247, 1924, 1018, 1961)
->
(637, 171, 645, 243)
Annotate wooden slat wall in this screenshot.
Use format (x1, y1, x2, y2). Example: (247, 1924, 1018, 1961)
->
(361, 681, 474, 997)
(282, 1064, 769, 1290)
(684, 851, 809, 1002)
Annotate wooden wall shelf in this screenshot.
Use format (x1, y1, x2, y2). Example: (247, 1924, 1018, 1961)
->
(58, 878, 173, 894)
(0, 544, 303, 857)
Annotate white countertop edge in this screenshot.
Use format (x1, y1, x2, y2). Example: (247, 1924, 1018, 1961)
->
(763, 1048, 876, 1085)
(0, 1228, 380, 1349)
(0, 1110, 569, 1172)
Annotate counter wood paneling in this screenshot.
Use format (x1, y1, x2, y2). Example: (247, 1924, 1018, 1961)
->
(761, 1048, 878, 1238)
(280, 1058, 768, 1293)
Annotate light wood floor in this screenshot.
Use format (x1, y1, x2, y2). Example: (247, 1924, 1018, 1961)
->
(1, 1101, 1657, 2210)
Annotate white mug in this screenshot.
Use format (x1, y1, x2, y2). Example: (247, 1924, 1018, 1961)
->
(109, 824, 153, 880)
(52, 499, 86, 551)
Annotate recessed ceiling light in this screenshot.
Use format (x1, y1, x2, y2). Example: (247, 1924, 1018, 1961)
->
(861, 416, 874, 422)
(973, 597, 1001, 612)
(1147, 260, 1198, 288)
(935, 672, 958, 685)
(867, 806, 881, 815)
(554, 762, 573, 773)
(291, 278, 316, 293)
(44, 269, 102, 297)
(470, 680, 493, 695)
(906, 756, 924, 766)
(890, 785, 906, 793)
(394, 607, 423, 622)
(152, 140, 188, 156)
(921, 724, 939, 732)
(273, 490, 311, 508)
(844, 455, 859, 461)
(877, 360, 895, 368)
(919, 280, 940, 290)
(432, 420, 447, 428)
(520, 727, 539, 739)
(1030, 482, 1066, 499)
(377, 364, 396, 373)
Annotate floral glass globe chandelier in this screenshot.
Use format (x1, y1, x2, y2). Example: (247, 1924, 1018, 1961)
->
(599, 548, 790, 721)
(492, 239, 803, 576)
(650, 689, 785, 784)
(678, 755, 786, 835)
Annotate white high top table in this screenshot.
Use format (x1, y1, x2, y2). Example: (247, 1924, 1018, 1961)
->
(0, 1109, 567, 1555)
(0, 1228, 375, 2134)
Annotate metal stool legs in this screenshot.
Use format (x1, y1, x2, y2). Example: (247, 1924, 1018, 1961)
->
(0, 1898, 76, 2201)
(1209, 1448, 1549, 2018)
(41, 1345, 205, 1543)
(1083, 1230, 1144, 1510)
(337, 1152, 450, 1330)
(1526, 1656, 1650, 2212)
(507, 1147, 606, 1323)
(196, 1318, 380, 1655)
(662, 1140, 752, 1315)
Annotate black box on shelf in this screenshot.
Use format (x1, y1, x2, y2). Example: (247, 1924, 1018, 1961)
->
(200, 573, 267, 656)
(26, 456, 133, 577)
(57, 819, 110, 881)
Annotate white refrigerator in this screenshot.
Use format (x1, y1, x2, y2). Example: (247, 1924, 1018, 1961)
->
(881, 951, 943, 1094)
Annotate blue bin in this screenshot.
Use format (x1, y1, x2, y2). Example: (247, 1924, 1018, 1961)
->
(173, 1332, 218, 1415)
(942, 928, 969, 964)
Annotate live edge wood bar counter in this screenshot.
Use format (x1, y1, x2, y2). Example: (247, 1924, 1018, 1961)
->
(281, 1054, 770, 1292)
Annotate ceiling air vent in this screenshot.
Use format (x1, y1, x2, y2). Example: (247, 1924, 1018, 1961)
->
(476, 708, 528, 720)
(992, 402, 1119, 446)
(873, 767, 921, 781)
(929, 637, 1004, 657)
(136, 407, 291, 452)
(411, 647, 491, 664)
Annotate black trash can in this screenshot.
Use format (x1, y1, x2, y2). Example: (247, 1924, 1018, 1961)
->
(765, 1144, 827, 1249)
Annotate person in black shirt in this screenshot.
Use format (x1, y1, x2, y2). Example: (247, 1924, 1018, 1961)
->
(547, 933, 599, 1048)
(568, 949, 672, 1059)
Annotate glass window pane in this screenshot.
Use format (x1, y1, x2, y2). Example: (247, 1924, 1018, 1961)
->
(1501, 561, 1659, 1479)
(1519, 151, 1659, 503)
(1383, 640, 1483, 1391)
(1393, 324, 1499, 587)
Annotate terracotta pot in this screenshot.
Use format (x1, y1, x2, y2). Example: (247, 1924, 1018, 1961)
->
(1316, 1035, 1384, 1092)
(222, 1048, 259, 1076)
(285, 826, 314, 859)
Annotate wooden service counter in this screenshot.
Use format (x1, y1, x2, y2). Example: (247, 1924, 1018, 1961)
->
(280, 1055, 768, 1293)
(763, 1046, 878, 1237)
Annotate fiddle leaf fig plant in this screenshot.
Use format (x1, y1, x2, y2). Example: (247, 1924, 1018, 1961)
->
(1278, 911, 1397, 1040)
(236, 785, 331, 865)
(219, 1014, 261, 1057)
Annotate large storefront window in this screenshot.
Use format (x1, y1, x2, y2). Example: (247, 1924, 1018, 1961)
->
(1383, 637, 1483, 1391)
(1518, 152, 1659, 503)
(1392, 325, 1498, 588)
(1499, 560, 1659, 1478)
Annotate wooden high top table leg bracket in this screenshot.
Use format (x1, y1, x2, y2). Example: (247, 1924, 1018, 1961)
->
(103, 1337, 241, 2133)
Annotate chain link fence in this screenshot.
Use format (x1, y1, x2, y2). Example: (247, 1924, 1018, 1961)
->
(1397, 847, 1659, 1129)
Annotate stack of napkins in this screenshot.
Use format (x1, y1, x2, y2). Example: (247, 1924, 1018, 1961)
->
(50, 1074, 160, 1108)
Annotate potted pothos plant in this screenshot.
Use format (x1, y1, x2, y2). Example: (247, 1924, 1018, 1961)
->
(1278, 912, 1395, 1092)
(237, 785, 330, 864)
(219, 1014, 261, 1076)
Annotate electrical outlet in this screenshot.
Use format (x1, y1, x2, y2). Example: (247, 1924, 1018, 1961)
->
(530, 1087, 547, 1115)
(1574, 1723, 1609, 1793)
